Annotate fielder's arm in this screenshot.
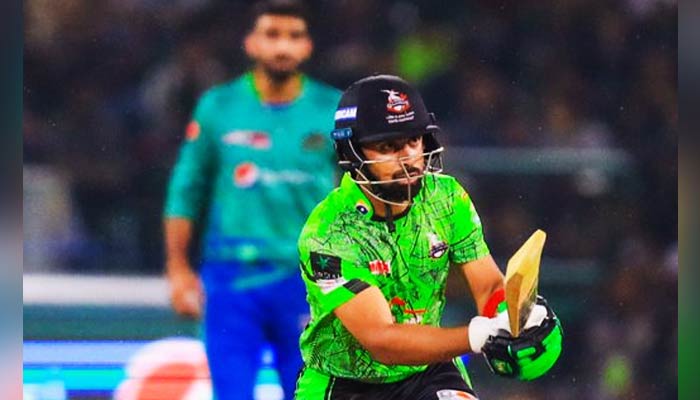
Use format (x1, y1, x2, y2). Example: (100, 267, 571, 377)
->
(164, 217, 203, 318)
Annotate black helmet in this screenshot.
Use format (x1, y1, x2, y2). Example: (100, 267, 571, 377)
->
(331, 75, 443, 171)
(330, 75, 444, 196)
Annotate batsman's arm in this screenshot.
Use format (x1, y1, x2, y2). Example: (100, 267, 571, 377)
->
(334, 286, 506, 365)
(457, 254, 505, 316)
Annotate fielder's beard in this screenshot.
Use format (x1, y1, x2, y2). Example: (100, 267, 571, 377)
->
(261, 56, 298, 84)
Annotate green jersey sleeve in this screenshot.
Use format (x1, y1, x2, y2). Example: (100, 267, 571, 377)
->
(299, 233, 378, 315)
(448, 178, 490, 264)
(163, 91, 217, 220)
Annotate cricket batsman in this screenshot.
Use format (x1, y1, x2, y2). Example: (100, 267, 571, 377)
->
(295, 75, 563, 399)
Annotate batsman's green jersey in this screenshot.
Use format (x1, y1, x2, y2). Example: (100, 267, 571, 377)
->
(298, 173, 490, 384)
(165, 72, 341, 267)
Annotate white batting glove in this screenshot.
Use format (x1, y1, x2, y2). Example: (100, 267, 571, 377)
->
(469, 303, 549, 353)
(468, 311, 510, 354)
(523, 304, 548, 330)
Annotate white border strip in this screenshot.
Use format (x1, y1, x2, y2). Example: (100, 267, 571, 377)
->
(23, 274, 169, 307)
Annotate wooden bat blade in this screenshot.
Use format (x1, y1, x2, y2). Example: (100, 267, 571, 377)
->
(505, 229, 546, 336)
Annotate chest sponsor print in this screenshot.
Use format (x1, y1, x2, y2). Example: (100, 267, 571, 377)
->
(222, 130, 271, 149)
(368, 260, 391, 275)
(232, 162, 314, 188)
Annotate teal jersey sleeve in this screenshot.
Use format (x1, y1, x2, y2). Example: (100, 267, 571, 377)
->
(447, 177, 490, 264)
(164, 91, 217, 220)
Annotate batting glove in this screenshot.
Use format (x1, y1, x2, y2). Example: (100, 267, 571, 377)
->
(481, 296, 563, 381)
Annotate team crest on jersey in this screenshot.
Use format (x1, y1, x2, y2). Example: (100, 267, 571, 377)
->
(436, 389, 479, 400)
(382, 89, 415, 124)
(222, 130, 271, 149)
(368, 260, 391, 275)
(302, 132, 326, 150)
(428, 232, 448, 258)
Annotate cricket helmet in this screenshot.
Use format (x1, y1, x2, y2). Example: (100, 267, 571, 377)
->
(330, 74, 444, 205)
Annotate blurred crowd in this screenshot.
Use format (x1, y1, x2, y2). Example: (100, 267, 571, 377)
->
(23, 0, 677, 398)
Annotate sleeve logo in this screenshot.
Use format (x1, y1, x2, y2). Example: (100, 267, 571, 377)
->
(185, 121, 200, 141)
(310, 252, 345, 294)
(310, 252, 342, 280)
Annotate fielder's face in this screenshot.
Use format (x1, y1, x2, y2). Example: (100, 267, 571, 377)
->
(244, 14, 313, 81)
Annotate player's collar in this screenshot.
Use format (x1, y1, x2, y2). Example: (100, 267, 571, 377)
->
(340, 173, 376, 219)
(245, 71, 307, 106)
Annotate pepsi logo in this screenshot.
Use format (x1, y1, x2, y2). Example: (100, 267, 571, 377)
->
(234, 162, 259, 188)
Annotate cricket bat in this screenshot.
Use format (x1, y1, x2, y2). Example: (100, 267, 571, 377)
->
(504, 229, 546, 337)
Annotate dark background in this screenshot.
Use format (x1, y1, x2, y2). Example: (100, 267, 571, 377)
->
(22, 0, 677, 398)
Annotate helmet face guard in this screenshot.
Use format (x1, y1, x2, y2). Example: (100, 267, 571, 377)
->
(332, 127, 444, 206)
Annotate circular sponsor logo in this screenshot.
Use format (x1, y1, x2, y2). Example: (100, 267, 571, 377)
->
(234, 162, 259, 188)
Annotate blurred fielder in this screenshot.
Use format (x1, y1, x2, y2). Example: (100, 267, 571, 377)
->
(295, 75, 563, 399)
(163, 1, 341, 398)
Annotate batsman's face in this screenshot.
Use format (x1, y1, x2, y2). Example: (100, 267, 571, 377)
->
(362, 135, 426, 185)
(244, 15, 313, 80)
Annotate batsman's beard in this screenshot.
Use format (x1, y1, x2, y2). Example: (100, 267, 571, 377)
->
(365, 167, 423, 203)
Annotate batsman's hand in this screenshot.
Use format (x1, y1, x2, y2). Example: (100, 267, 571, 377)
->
(166, 260, 204, 319)
(481, 296, 563, 381)
(468, 310, 510, 354)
